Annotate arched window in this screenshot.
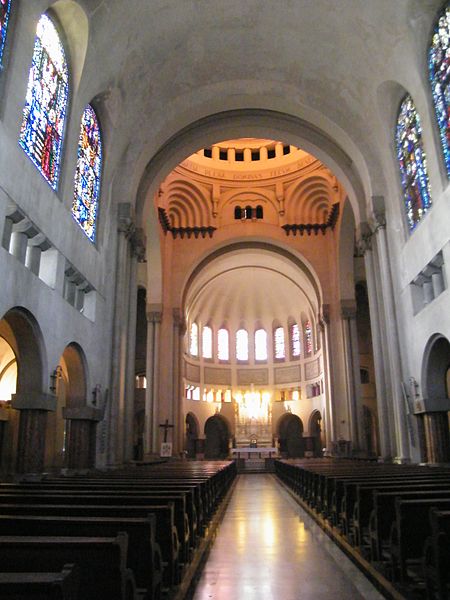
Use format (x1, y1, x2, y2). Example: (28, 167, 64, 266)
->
(429, 5, 450, 176)
(255, 328, 267, 361)
(395, 95, 432, 231)
(291, 322, 301, 358)
(304, 321, 313, 356)
(236, 329, 249, 361)
(72, 105, 102, 242)
(217, 328, 229, 361)
(0, 0, 11, 66)
(189, 322, 198, 356)
(19, 14, 69, 189)
(202, 325, 212, 359)
(234, 206, 242, 219)
(274, 326, 285, 359)
(256, 205, 263, 219)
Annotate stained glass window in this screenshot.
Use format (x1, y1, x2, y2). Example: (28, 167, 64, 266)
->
(202, 326, 212, 359)
(0, 0, 11, 66)
(217, 328, 229, 361)
(291, 323, 301, 357)
(19, 14, 68, 189)
(255, 329, 267, 361)
(72, 105, 102, 241)
(396, 95, 432, 231)
(429, 5, 450, 176)
(236, 329, 249, 361)
(190, 322, 198, 356)
(274, 326, 285, 359)
(305, 321, 313, 356)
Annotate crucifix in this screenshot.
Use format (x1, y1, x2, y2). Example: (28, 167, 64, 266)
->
(159, 418, 174, 443)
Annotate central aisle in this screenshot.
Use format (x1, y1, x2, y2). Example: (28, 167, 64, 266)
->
(192, 474, 385, 600)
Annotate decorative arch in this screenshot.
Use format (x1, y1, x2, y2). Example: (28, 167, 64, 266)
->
(204, 414, 230, 458)
(285, 174, 334, 224)
(277, 412, 304, 458)
(421, 334, 450, 413)
(395, 94, 432, 231)
(72, 104, 102, 242)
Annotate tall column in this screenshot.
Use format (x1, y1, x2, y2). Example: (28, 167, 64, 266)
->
(172, 309, 186, 455)
(319, 305, 336, 451)
(11, 392, 56, 474)
(341, 300, 362, 451)
(108, 203, 143, 467)
(357, 224, 393, 459)
(63, 406, 103, 470)
(145, 307, 162, 455)
(371, 198, 410, 462)
(423, 412, 450, 464)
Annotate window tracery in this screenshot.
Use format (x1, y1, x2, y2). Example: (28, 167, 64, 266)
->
(255, 329, 268, 361)
(395, 95, 432, 231)
(72, 105, 102, 242)
(0, 0, 11, 66)
(19, 14, 69, 189)
(429, 5, 450, 176)
(236, 329, 249, 361)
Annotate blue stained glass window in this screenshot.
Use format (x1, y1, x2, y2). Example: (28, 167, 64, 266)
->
(396, 95, 432, 231)
(429, 5, 450, 176)
(19, 14, 68, 189)
(72, 105, 102, 241)
(0, 0, 11, 66)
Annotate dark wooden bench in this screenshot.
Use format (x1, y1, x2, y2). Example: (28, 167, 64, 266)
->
(423, 509, 450, 600)
(0, 502, 178, 590)
(0, 563, 79, 600)
(390, 498, 450, 584)
(0, 534, 135, 600)
(0, 514, 162, 600)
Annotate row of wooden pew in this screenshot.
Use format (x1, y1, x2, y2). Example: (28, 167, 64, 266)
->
(275, 458, 450, 599)
(0, 460, 237, 599)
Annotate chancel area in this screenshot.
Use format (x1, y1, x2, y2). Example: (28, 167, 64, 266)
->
(1, 0, 450, 598)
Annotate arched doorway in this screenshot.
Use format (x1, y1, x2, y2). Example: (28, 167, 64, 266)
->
(186, 412, 199, 459)
(420, 335, 450, 463)
(0, 307, 47, 473)
(205, 414, 230, 459)
(278, 413, 304, 458)
(0, 335, 17, 470)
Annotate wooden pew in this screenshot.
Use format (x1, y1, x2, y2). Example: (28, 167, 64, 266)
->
(390, 498, 450, 584)
(0, 534, 136, 600)
(0, 515, 162, 600)
(0, 563, 79, 600)
(423, 509, 450, 600)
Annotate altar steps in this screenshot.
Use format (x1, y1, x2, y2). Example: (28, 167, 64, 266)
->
(236, 458, 275, 474)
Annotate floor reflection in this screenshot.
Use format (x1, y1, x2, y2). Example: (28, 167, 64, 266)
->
(192, 474, 385, 600)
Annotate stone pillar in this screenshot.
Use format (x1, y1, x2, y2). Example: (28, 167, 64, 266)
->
(423, 412, 450, 464)
(357, 224, 393, 459)
(145, 307, 162, 455)
(11, 392, 56, 474)
(371, 198, 410, 462)
(172, 309, 186, 455)
(319, 305, 336, 451)
(341, 300, 363, 451)
(108, 204, 146, 467)
(63, 406, 103, 470)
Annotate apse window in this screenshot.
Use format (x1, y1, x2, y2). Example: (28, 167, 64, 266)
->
(19, 13, 69, 189)
(255, 328, 268, 361)
(217, 328, 229, 361)
(236, 328, 249, 361)
(202, 326, 213, 359)
(189, 322, 198, 357)
(274, 326, 285, 360)
(291, 323, 301, 358)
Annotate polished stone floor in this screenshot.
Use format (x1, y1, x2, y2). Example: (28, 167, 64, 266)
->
(192, 474, 385, 600)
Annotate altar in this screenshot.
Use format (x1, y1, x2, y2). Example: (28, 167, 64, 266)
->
(231, 447, 278, 459)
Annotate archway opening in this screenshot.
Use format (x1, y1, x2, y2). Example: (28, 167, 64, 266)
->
(278, 413, 304, 458)
(204, 414, 230, 459)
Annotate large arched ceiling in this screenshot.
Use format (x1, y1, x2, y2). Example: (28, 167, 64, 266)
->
(184, 246, 319, 326)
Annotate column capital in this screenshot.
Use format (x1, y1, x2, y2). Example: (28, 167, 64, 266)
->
(319, 304, 331, 328)
(340, 299, 357, 319)
(172, 308, 186, 334)
(146, 303, 163, 323)
(117, 202, 136, 238)
(370, 195, 386, 231)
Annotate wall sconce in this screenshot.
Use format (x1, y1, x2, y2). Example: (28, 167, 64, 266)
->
(49, 365, 63, 394)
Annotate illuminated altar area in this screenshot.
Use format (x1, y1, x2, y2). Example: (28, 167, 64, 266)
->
(234, 387, 273, 447)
